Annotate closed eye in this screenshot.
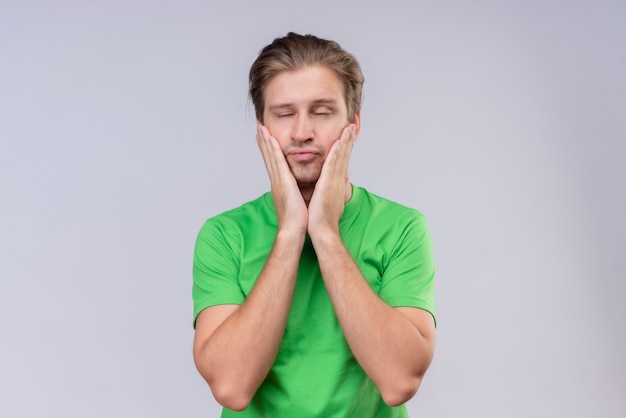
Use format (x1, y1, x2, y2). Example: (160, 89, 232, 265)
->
(312, 105, 334, 116)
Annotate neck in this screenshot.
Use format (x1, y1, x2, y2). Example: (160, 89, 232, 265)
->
(299, 184, 315, 207)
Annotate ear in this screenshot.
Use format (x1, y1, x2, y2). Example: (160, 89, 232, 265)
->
(350, 111, 361, 137)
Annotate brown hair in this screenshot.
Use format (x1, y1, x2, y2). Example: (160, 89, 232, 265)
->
(249, 32, 364, 123)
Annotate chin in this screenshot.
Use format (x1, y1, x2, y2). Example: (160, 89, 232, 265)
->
(293, 172, 320, 188)
(290, 166, 321, 186)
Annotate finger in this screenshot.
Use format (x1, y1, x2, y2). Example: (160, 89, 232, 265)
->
(344, 123, 357, 149)
(257, 124, 280, 181)
(348, 123, 358, 144)
(327, 124, 356, 175)
(257, 125, 294, 187)
(344, 175, 351, 202)
(262, 126, 292, 180)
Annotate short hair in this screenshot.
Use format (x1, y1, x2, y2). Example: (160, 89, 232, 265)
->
(249, 32, 364, 123)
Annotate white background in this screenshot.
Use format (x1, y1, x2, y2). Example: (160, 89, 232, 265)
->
(1, 1, 624, 417)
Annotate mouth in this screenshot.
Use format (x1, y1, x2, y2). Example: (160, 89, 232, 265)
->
(288, 149, 320, 162)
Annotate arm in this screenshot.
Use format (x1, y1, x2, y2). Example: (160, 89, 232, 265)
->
(308, 125, 436, 406)
(193, 230, 304, 411)
(309, 234, 436, 406)
(193, 124, 307, 411)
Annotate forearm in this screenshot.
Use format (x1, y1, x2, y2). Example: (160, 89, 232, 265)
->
(194, 230, 305, 410)
(311, 232, 435, 406)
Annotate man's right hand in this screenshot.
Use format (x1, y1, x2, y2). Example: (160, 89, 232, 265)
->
(195, 123, 307, 410)
(256, 123, 308, 235)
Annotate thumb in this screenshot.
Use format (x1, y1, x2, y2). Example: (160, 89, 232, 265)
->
(344, 177, 351, 203)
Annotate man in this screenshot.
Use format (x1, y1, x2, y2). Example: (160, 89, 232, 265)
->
(192, 32, 436, 417)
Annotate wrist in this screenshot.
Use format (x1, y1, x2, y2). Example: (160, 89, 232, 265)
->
(309, 227, 343, 251)
(275, 227, 307, 247)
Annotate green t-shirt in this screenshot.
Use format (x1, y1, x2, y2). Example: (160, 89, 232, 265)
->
(193, 185, 436, 418)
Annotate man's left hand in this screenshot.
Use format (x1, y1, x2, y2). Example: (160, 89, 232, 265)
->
(307, 124, 357, 238)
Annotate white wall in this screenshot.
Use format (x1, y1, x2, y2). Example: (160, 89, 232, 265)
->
(1, 1, 624, 416)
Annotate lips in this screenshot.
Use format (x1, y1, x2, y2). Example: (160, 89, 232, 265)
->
(288, 149, 319, 162)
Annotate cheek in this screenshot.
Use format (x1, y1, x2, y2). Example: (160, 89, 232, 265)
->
(315, 121, 345, 142)
(264, 123, 289, 144)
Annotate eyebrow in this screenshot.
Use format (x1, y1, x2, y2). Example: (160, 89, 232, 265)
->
(267, 99, 339, 112)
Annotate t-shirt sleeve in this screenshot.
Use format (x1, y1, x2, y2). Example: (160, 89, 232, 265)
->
(378, 213, 436, 324)
(192, 218, 245, 328)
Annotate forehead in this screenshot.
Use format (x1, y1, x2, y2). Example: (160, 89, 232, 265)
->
(264, 65, 346, 109)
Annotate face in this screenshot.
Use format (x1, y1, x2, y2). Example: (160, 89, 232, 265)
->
(262, 65, 360, 187)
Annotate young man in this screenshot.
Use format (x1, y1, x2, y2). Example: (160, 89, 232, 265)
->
(192, 33, 436, 417)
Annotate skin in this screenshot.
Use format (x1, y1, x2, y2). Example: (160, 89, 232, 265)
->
(193, 65, 436, 411)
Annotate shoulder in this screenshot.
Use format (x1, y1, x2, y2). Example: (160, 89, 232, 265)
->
(351, 186, 432, 251)
(356, 186, 427, 224)
(199, 193, 273, 229)
(196, 193, 274, 243)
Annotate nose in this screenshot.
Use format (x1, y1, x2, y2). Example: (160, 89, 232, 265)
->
(292, 113, 314, 142)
